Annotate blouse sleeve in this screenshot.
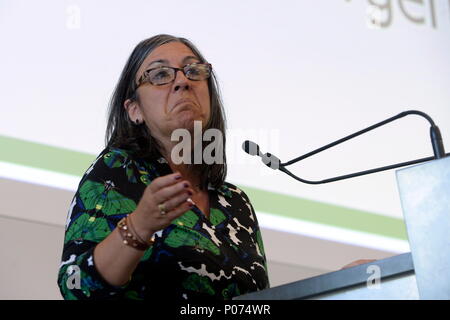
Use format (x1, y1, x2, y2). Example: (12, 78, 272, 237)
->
(231, 184, 271, 289)
(57, 148, 141, 300)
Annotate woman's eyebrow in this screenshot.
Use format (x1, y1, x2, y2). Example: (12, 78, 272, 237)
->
(145, 56, 200, 69)
(146, 59, 167, 69)
(182, 55, 200, 64)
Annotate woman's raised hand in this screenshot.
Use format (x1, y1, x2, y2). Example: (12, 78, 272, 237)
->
(130, 172, 195, 239)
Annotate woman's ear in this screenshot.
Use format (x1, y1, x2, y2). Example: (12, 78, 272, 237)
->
(124, 99, 142, 123)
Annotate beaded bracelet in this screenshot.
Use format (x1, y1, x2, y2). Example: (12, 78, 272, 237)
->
(127, 214, 150, 246)
(117, 216, 154, 251)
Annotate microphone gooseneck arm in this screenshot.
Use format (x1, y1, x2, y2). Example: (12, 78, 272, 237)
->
(283, 110, 444, 166)
(245, 110, 448, 185)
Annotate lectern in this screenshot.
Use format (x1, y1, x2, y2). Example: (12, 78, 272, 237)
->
(235, 156, 450, 300)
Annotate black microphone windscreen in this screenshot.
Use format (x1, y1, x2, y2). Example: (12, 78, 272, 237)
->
(242, 140, 260, 156)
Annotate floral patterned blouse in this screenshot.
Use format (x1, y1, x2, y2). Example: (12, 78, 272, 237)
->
(57, 147, 270, 300)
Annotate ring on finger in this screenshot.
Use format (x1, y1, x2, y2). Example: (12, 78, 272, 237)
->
(158, 203, 167, 216)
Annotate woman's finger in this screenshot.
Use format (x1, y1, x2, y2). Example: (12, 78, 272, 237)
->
(166, 200, 194, 220)
(153, 180, 192, 204)
(147, 172, 182, 194)
(340, 259, 377, 270)
(161, 190, 193, 212)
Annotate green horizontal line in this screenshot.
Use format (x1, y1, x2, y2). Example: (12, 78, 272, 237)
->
(0, 135, 95, 177)
(0, 134, 407, 240)
(239, 185, 407, 241)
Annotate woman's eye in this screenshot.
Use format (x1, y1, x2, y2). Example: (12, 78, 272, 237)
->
(187, 68, 201, 76)
(152, 70, 170, 79)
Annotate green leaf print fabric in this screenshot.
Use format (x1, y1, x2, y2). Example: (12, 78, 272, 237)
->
(57, 147, 269, 300)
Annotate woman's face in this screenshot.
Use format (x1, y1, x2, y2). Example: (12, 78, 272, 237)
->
(126, 41, 211, 142)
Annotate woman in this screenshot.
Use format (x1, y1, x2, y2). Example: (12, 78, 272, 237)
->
(57, 34, 270, 300)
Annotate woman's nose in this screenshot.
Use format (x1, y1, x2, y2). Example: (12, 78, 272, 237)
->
(173, 69, 190, 92)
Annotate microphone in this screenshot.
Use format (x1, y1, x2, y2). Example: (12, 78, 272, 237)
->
(242, 141, 281, 170)
(242, 110, 448, 184)
(242, 140, 261, 156)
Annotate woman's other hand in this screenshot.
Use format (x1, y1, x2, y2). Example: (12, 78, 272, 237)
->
(340, 259, 377, 270)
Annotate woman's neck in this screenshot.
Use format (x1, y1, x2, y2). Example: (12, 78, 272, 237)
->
(158, 134, 204, 188)
(160, 144, 202, 191)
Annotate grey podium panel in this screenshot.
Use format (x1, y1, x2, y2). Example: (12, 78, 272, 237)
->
(313, 273, 418, 300)
(235, 253, 416, 300)
(396, 156, 450, 299)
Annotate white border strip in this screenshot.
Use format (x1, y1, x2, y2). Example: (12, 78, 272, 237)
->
(256, 211, 410, 254)
(0, 161, 80, 192)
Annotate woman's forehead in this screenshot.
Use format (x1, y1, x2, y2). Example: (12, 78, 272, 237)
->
(147, 42, 197, 65)
(136, 42, 199, 77)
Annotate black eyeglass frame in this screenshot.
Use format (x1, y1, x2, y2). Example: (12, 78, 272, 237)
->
(135, 62, 212, 89)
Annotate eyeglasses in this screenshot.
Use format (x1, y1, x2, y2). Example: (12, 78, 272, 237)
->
(136, 62, 212, 88)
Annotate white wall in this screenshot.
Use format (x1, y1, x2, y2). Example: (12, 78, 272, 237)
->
(1, 0, 449, 220)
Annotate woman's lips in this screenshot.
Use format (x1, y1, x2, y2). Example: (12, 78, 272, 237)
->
(172, 98, 197, 111)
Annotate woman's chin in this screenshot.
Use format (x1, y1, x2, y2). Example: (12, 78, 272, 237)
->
(177, 114, 204, 132)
